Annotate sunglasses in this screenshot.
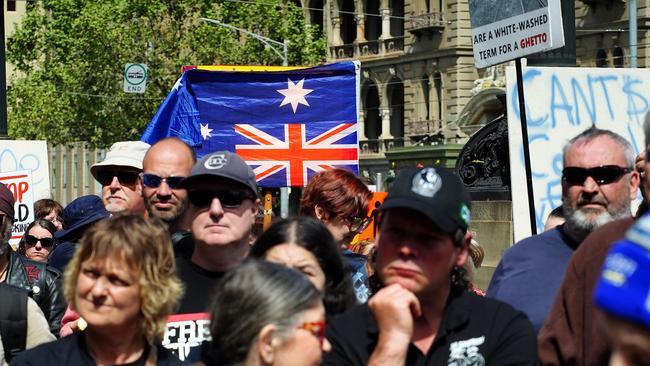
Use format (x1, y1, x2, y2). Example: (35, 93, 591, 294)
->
(96, 170, 139, 186)
(188, 190, 253, 208)
(141, 173, 186, 189)
(25, 235, 55, 248)
(562, 165, 633, 185)
(297, 321, 326, 346)
(348, 216, 371, 233)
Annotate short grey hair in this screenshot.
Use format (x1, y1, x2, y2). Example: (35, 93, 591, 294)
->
(562, 127, 635, 167)
(208, 260, 322, 365)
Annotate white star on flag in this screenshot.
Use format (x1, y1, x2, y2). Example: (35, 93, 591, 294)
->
(200, 123, 213, 140)
(277, 78, 313, 113)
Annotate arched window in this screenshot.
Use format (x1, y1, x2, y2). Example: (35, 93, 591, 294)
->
(433, 72, 443, 128)
(340, 0, 356, 44)
(365, 0, 381, 41)
(390, 0, 404, 37)
(422, 77, 430, 122)
(387, 77, 404, 138)
(309, 0, 324, 38)
(362, 82, 381, 140)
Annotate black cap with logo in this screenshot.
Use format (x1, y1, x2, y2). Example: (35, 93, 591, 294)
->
(380, 166, 471, 236)
(179, 151, 258, 196)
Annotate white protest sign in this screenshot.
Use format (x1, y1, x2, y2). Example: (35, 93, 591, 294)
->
(124, 63, 148, 94)
(0, 170, 35, 249)
(0, 140, 51, 200)
(507, 66, 648, 242)
(469, 0, 565, 68)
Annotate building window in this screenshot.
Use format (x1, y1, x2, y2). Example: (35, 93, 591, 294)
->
(596, 49, 608, 68)
(613, 47, 624, 68)
(422, 77, 430, 121)
(7, 0, 16, 11)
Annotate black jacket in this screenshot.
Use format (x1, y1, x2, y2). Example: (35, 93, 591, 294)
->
(5, 248, 66, 336)
(324, 286, 538, 365)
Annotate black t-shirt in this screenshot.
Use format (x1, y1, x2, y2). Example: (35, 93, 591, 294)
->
(162, 256, 224, 362)
(323, 287, 538, 366)
(11, 332, 182, 366)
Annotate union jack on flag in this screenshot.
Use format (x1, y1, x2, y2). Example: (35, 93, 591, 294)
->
(141, 61, 360, 188)
(235, 123, 358, 187)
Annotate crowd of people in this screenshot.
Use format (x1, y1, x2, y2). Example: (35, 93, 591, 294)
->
(0, 116, 650, 365)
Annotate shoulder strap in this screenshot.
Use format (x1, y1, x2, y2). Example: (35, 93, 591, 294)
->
(0, 284, 28, 362)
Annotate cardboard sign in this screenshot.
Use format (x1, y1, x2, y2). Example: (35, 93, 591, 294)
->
(506, 66, 648, 242)
(0, 140, 51, 200)
(469, 0, 565, 68)
(0, 170, 35, 249)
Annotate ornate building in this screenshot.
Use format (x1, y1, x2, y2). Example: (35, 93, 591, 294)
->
(302, 0, 478, 181)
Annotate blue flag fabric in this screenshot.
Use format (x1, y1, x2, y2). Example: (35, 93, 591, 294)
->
(141, 61, 360, 188)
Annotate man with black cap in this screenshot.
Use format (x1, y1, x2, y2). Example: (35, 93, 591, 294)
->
(162, 151, 259, 361)
(0, 183, 66, 337)
(323, 166, 537, 365)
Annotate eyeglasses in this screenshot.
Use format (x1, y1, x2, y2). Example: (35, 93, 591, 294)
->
(188, 190, 253, 208)
(297, 321, 326, 346)
(141, 173, 186, 189)
(25, 235, 55, 248)
(348, 216, 371, 233)
(96, 170, 139, 186)
(562, 165, 633, 185)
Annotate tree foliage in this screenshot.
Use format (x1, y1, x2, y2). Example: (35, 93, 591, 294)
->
(7, 0, 327, 146)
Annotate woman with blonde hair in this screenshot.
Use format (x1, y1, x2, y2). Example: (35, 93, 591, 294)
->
(13, 214, 184, 365)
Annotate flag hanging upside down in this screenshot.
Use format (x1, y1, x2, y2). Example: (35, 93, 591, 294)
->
(141, 61, 360, 188)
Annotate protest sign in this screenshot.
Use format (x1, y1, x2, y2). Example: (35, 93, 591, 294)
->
(507, 66, 648, 241)
(0, 140, 51, 200)
(469, 0, 565, 68)
(0, 170, 35, 249)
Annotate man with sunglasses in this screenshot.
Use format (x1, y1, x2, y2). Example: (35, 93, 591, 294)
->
(539, 121, 650, 365)
(141, 138, 195, 256)
(90, 141, 150, 216)
(162, 151, 259, 361)
(488, 128, 639, 334)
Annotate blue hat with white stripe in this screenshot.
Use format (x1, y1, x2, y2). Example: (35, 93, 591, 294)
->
(594, 212, 650, 328)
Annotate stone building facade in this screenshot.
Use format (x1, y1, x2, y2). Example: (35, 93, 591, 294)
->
(302, 0, 478, 180)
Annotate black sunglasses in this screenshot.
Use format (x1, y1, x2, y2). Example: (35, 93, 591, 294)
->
(96, 170, 139, 186)
(141, 173, 186, 189)
(562, 165, 633, 185)
(188, 190, 253, 208)
(25, 235, 55, 248)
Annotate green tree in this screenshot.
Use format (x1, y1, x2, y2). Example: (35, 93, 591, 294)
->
(7, 0, 326, 146)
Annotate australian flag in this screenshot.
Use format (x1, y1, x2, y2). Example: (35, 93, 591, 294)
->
(141, 61, 360, 188)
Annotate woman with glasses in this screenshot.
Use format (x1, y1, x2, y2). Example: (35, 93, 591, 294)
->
(34, 198, 64, 231)
(300, 168, 373, 303)
(18, 219, 58, 262)
(201, 260, 330, 366)
(13, 214, 184, 365)
(250, 217, 356, 317)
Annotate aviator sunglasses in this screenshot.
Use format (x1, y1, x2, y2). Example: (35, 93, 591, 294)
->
(141, 173, 186, 189)
(188, 190, 254, 208)
(25, 235, 55, 248)
(562, 165, 633, 185)
(96, 170, 140, 186)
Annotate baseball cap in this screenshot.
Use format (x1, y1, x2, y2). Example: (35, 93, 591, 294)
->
(179, 151, 258, 196)
(380, 166, 471, 235)
(90, 141, 150, 180)
(594, 212, 650, 328)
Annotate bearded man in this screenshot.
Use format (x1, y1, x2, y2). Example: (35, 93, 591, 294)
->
(487, 127, 639, 333)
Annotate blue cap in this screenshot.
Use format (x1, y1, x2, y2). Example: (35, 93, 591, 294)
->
(594, 213, 650, 328)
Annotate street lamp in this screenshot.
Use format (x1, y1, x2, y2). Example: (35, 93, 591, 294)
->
(199, 17, 289, 66)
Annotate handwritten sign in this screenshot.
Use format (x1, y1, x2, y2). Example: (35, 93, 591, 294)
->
(469, 0, 565, 68)
(506, 66, 648, 242)
(0, 140, 51, 200)
(0, 170, 35, 249)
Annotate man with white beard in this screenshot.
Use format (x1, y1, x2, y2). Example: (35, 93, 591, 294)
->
(487, 127, 639, 333)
